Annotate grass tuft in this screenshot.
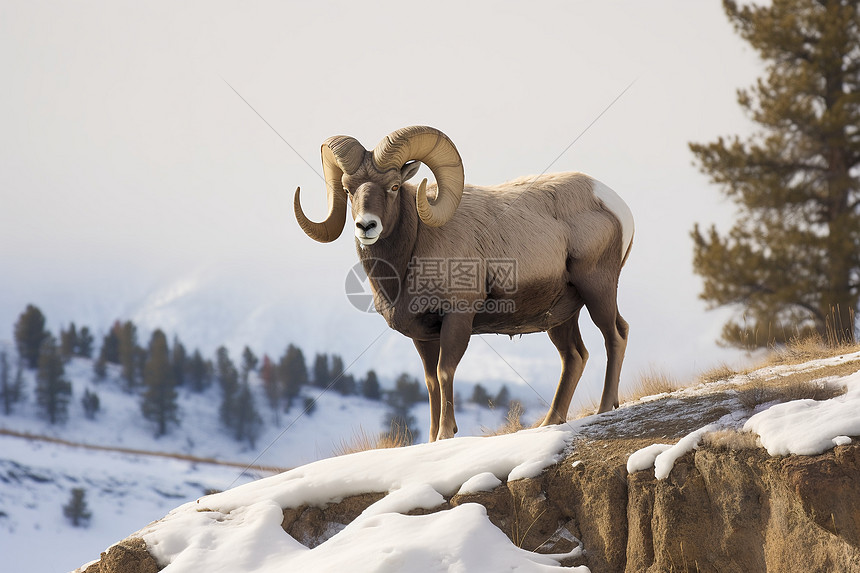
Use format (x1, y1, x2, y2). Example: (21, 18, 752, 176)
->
(332, 422, 414, 457)
(622, 366, 678, 402)
(702, 429, 760, 451)
(485, 400, 530, 436)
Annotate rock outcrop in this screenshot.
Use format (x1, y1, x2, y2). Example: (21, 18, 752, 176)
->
(79, 442, 860, 573)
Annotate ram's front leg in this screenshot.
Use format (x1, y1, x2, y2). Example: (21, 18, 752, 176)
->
(436, 311, 474, 440)
(413, 338, 441, 442)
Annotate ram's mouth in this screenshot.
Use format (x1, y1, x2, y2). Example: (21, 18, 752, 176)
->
(356, 233, 380, 246)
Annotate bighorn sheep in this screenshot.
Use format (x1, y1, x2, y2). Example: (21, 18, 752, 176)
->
(295, 126, 633, 441)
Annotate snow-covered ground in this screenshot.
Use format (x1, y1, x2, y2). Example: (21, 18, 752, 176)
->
(4, 351, 859, 572)
(0, 351, 510, 572)
(0, 433, 268, 573)
(1, 355, 511, 469)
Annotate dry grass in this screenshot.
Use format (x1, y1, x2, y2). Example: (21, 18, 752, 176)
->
(485, 400, 531, 436)
(570, 395, 602, 420)
(697, 362, 744, 385)
(764, 332, 860, 367)
(332, 423, 415, 457)
(622, 366, 679, 402)
(734, 368, 852, 411)
(702, 428, 760, 451)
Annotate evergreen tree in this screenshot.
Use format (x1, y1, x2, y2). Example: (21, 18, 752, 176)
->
(99, 323, 121, 365)
(690, 0, 860, 347)
(186, 349, 211, 392)
(118, 321, 139, 391)
(216, 346, 240, 430)
(471, 383, 492, 408)
(93, 356, 108, 381)
(232, 380, 263, 447)
(383, 373, 422, 443)
(0, 350, 25, 415)
(36, 335, 72, 424)
(260, 354, 280, 424)
(241, 346, 258, 384)
(492, 385, 511, 410)
(278, 344, 308, 410)
(77, 327, 94, 359)
(171, 337, 187, 387)
(60, 323, 78, 359)
(361, 370, 382, 401)
(14, 304, 48, 369)
(63, 488, 92, 527)
(330, 354, 355, 395)
(82, 389, 100, 420)
(141, 330, 179, 437)
(312, 353, 330, 388)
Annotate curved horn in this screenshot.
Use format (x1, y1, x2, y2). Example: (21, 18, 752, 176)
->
(372, 126, 464, 227)
(294, 135, 366, 243)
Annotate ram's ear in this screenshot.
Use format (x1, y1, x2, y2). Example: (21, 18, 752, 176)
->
(400, 161, 422, 182)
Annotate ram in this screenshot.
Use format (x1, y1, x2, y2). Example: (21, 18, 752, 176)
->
(295, 126, 633, 441)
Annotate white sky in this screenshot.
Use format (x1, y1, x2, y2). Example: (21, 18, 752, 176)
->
(0, 1, 765, 410)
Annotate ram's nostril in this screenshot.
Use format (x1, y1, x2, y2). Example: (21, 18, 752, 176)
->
(356, 219, 378, 232)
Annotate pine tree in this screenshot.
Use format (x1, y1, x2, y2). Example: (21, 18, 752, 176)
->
(118, 321, 139, 391)
(361, 370, 382, 401)
(383, 373, 422, 443)
(77, 327, 94, 359)
(241, 346, 258, 384)
(186, 349, 211, 392)
(493, 385, 511, 410)
(141, 330, 179, 437)
(14, 304, 48, 369)
(690, 0, 860, 347)
(82, 389, 100, 420)
(216, 346, 240, 430)
(60, 323, 78, 359)
(232, 380, 263, 447)
(171, 337, 187, 387)
(312, 353, 330, 388)
(330, 354, 356, 395)
(99, 323, 121, 365)
(471, 383, 492, 408)
(0, 350, 25, 415)
(63, 488, 92, 527)
(260, 354, 280, 424)
(36, 335, 72, 424)
(278, 345, 308, 410)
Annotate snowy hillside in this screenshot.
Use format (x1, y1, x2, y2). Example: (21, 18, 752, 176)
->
(68, 349, 860, 573)
(0, 354, 511, 469)
(0, 347, 514, 573)
(0, 434, 267, 573)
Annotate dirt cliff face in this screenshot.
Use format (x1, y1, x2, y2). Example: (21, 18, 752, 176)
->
(77, 353, 860, 573)
(81, 442, 860, 573)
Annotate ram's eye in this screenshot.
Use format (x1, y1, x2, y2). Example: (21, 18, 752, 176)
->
(390, 184, 400, 192)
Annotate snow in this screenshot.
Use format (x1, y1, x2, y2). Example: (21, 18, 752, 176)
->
(626, 353, 860, 479)
(653, 424, 719, 480)
(457, 472, 502, 495)
(626, 444, 672, 474)
(743, 370, 860, 456)
(139, 426, 582, 572)
(0, 434, 266, 573)
(0, 355, 511, 470)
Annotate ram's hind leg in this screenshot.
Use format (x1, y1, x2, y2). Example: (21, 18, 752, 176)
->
(581, 282, 628, 414)
(541, 309, 589, 426)
(413, 338, 441, 442)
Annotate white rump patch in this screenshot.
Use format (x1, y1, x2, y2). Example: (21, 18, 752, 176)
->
(591, 179, 634, 261)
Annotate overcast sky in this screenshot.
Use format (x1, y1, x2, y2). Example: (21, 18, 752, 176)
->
(1, 1, 766, 410)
